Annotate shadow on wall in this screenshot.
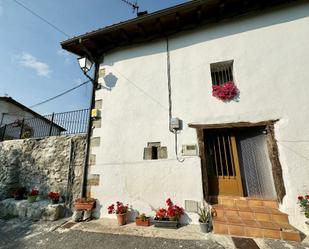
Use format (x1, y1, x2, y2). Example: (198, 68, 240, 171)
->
(103, 2, 309, 64)
(102, 73, 118, 91)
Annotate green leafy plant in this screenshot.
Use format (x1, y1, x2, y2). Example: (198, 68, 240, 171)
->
(198, 204, 211, 223)
(298, 195, 309, 219)
(138, 213, 148, 222)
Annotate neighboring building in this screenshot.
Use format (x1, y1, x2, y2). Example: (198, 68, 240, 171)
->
(0, 96, 65, 139)
(62, 0, 309, 238)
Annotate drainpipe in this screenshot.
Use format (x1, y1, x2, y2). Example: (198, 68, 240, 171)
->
(81, 59, 101, 198)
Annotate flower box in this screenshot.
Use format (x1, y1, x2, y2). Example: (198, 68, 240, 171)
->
(153, 219, 179, 229)
(74, 198, 96, 211)
(135, 218, 150, 227)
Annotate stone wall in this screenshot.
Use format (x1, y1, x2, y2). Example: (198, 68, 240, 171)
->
(0, 135, 86, 206)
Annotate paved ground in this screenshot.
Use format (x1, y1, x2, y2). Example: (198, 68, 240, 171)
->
(1, 218, 309, 249)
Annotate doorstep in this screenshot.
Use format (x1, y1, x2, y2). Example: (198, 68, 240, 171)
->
(210, 196, 302, 242)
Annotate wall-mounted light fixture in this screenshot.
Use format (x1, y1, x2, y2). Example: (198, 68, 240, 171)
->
(78, 57, 93, 74)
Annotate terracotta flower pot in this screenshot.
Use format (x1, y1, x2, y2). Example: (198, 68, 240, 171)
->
(135, 218, 150, 226)
(117, 213, 128, 226)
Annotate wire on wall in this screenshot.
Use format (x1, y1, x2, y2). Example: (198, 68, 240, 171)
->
(166, 37, 173, 133)
(166, 36, 184, 163)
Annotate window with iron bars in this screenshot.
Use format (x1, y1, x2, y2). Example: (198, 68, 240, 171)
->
(210, 60, 234, 85)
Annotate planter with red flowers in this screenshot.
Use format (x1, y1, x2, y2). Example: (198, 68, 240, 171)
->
(153, 198, 184, 229)
(108, 202, 129, 226)
(212, 81, 238, 101)
(27, 189, 39, 203)
(48, 192, 60, 204)
(297, 195, 309, 228)
(74, 198, 96, 211)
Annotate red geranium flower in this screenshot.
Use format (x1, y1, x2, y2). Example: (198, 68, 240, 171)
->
(212, 81, 238, 101)
(29, 189, 39, 196)
(107, 202, 128, 214)
(48, 192, 60, 201)
(155, 198, 184, 221)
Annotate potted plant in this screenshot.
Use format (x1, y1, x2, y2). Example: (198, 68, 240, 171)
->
(108, 201, 129, 226)
(153, 198, 184, 229)
(74, 197, 96, 211)
(135, 213, 151, 227)
(48, 192, 60, 204)
(298, 195, 309, 228)
(198, 203, 212, 233)
(12, 187, 26, 200)
(27, 189, 39, 203)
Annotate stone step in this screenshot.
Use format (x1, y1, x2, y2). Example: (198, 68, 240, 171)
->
(209, 195, 278, 209)
(212, 204, 289, 223)
(212, 216, 301, 241)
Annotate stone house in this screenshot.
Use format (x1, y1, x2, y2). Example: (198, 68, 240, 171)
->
(0, 96, 65, 139)
(61, 0, 309, 239)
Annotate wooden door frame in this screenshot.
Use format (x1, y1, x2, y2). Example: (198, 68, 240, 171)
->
(192, 120, 286, 203)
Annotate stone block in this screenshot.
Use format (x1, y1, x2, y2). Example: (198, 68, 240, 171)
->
(143, 147, 152, 160)
(95, 100, 102, 109)
(158, 147, 168, 159)
(98, 68, 106, 78)
(90, 137, 100, 147)
(42, 204, 61, 221)
(88, 154, 96, 165)
(93, 120, 102, 128)
(88, 174, 100, 186)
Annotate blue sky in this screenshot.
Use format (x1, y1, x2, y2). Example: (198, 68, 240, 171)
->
(0, 0, 187, 115)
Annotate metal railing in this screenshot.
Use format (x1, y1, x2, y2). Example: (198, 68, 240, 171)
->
(0, 109, 90, 141)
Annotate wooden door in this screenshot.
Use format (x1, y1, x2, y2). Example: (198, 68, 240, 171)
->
(204, 130, 243, 196)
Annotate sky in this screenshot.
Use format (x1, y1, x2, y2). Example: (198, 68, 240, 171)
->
(0, 0, 187, 115)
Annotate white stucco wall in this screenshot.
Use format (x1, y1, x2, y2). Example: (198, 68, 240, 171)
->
(0, 101, 35, 126)
(0, 100, 62, 137)
(90, 2, 309, 233)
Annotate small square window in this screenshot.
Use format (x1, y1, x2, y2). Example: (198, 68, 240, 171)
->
(210, 60, 234, 85)
(143, 142, 168, 160)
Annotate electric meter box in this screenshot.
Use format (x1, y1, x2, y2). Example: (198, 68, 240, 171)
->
(91, 108, 101, 119)
(170, 117, 181, 130)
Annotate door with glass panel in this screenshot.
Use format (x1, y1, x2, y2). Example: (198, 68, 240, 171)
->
(204, 129, 244, 196)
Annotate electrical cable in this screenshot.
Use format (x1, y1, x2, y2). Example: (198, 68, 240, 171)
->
(29, 80, 90, 108)
(174, 130, 185, 163)
(13, 0, 70, 38)
(166, 36, 173, 132)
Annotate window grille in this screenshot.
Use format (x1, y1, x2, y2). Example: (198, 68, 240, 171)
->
(210, 60, 234, 85)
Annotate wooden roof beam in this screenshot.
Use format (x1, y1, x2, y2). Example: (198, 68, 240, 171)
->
(120, 28, 132, 43)
(156, 18, 166, 36)
(137, 23, 148, 38)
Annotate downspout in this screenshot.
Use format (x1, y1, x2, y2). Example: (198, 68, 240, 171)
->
(81, 59, 101, 198)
